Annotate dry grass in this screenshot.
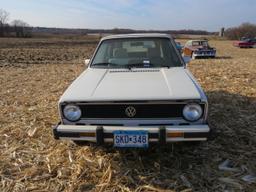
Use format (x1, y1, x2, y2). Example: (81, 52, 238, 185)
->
(0, 37, 98, 66)
(0, 38, 256, 192)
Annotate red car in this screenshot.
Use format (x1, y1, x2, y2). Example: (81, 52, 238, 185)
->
(233, 38, 256, 48)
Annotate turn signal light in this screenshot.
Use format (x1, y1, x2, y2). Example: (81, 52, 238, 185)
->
(167, 132, 184, 138)
(80, 132, 95, 137)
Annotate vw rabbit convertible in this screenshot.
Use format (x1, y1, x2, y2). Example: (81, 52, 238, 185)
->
(53, 34, 210, 148)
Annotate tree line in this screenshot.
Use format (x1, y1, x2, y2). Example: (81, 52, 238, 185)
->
(0, 8, 32, 37)
(225, 23, 256, 40)
(32, 27, 212, 36)
(2, 7, 255, 40)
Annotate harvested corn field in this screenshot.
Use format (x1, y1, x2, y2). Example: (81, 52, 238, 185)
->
(0, 37, 256, 192)
(0, 37, 98, 66)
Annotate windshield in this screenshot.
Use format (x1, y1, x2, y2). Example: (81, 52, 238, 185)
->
(192, 41, 209, 47)
(91, 38, 182, 68)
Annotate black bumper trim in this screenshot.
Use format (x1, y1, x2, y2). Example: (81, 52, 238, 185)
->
(53, 122, 61, 140)
(159, 126, 166, 144)
(184, 132, 210, 138)
(96, 126, 104, 145)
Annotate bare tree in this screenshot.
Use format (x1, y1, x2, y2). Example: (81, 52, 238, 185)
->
(12, 19, 29, 27)
(11, 19, 31, 37)
(225, 23, 256, 40)
(0, 9, 10, 36)
(0, 8, 9, 24)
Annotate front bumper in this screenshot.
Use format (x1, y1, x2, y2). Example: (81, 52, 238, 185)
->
(53, 123, 210, 144)
(193, 52, 216, 57)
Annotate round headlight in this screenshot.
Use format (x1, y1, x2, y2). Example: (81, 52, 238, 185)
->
(183, 103, 202, 122)
(63, 105, 81, 121)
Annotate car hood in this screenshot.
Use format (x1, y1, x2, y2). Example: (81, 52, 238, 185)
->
(59, 67, 202, 102)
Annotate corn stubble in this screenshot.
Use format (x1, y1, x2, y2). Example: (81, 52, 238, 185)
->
(0, 38, 255, 191)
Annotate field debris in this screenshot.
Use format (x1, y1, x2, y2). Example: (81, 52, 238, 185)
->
(218, 177, 243, 189)
(180, 175, 192, 188)
(0, 38, 256, 191)
(27, 127, 38, 137)
(241, 174, 256, 183)
(218, 159, 240, 172)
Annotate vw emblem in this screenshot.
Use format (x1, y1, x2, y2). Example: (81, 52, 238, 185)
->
(125, 106, 136, 117)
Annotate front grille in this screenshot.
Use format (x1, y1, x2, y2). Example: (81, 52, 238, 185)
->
(62, 103, 205, 119)
(197, 51, 214, 54)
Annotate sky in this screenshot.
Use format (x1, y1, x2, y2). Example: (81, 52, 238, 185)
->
(1, 0, 256, 31)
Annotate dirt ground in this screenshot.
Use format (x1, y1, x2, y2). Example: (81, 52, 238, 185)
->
(0, 37, 256, 192)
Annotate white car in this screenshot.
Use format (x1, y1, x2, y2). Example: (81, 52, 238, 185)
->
(53, 33, 210, 148)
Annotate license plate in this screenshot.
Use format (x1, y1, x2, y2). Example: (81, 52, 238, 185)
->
(113, 130, 148, 148)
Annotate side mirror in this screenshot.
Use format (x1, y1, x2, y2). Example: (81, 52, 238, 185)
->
(84, 59, 90, 66)
(183, 56, 191, 65)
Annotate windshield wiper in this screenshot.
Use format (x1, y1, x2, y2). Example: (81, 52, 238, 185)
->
(126, 63, 151, 70)
(92, 62, 171, 69)
(91, 62, 121, 67)
(126, 63, 172, 69)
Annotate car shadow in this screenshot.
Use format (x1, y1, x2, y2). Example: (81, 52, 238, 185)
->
(193, 56, 232, 60)
(214, 56, 232, 59)
(91, 90, 256, 190)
